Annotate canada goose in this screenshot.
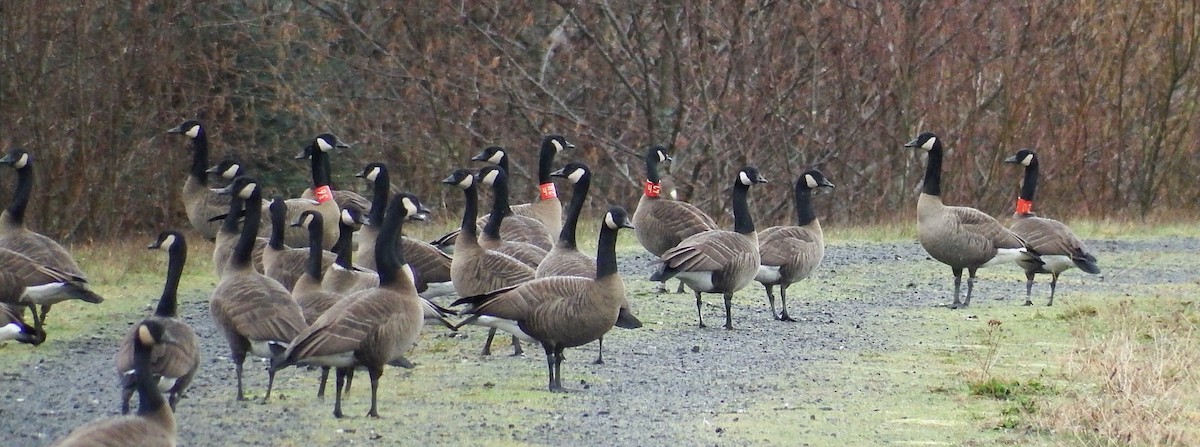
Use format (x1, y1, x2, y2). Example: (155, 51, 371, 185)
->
(323, 205, 380, 295)
(632, 146, 719, 294)
(167, 120, 228, 241)
(211, 180, 267, 278)
(263, 197, 335, 291)
(115, 230, 200, 414)
(444, 168, 536, 356)
(473, 135, 575, 237)
(51, 322, 176, 447)
(755, 170, 835, 322)
(650, 166, 767, 330)
(1004, 149, 1100, 306)
(0, 247, 102, 338)
(287, 210, 347, 399)
(454, 207, 641, 392)
(210, 176, 307, 401)
(477, 165, 550, 267)
(535, 162, 634, 364)
(276, 134, 348, 249)
(276, 193, 431, 418)
(0, 304, 43, 345)
(353, 162, 454, 298)
(0, 147, 97, 327)
(207, 158, 244, 185)
(903, 132, 1042, 309)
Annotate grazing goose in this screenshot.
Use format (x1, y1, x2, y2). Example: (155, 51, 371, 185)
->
(275, 134, 348, 249)
(211, 178, 267, 278)
(453, 207, 642, 392)
(0, 304, 43, 345)
(52, 322, 176, 447)
(263, 197, 335, 292)
(755, 170, 835, 322)
(276, 193, 431, 418)
(323, 205, 380, 295)
(210, 176, 307, 401)
(167, 120, 228, 241)
(903, 132, 1042, 309)
(115, 230, 200, 414)
(650, 166, 768, 330)
(0, 147, 98, 327)
(353, 162, 454, 298)
(477, 165, 550, 267)
(632, 146, 719, 294)
(1004, 149, 1100, 306)
(535, 163, 635, 364)
(444, 169, 536, 356)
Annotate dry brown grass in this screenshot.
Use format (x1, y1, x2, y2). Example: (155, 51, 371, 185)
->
(1040, 300, 1200, 446)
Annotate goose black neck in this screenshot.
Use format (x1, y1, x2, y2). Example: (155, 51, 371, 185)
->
(268, 203, 287, 250)
(558, 175, 591, 249)
(332, 218, 355, 268)
(368, 169, 390, 229)
(233, 192, 262, 268)
(596, 223, 619, 278)
(375, 199, 409, 287)
(133, 336, 168, 417)
(221, 195, 244, 234)
(922, 144, 942, 197)
(483, 177, 513, 237)
(460, 184, 480, 239)
(6, 161, 32, 224)
(794, 184, 816, 226)
(191, 132, 210, 186)
(1019, 161, 1039, 202)
(731, 181, 756, 234)
(310, 147, 331, 188)
(537, 142, 557, 184)
(154, 241, 187, 318)
(305, 218, 325, 280)
(644, 154, 661, 183)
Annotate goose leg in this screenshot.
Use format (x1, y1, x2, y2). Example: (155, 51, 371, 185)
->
(1023, 271, 1036, 306)
(168, 392, 180, 411)
(317, 367, 330, 399)
(543, 343, 560, 392)
(37, 304, 51, 326)
(964, 268, 978, 307)
(345, 369, 354, 395)
(120, 386, 134, 414)
(264, 357, 278, 402)
(676, 280, 686, 294)
(765, 285, 779, 320)
(1047, 272, 1060, 306)
(593, 337, 604, 365)
(779, 285, 796, 322)
(481, 328, 497, 355)
(333, 368, 347, 418)
(723, 292, 734, 330)
(233, 351, 247, 401)
(950, 267, 964, 309)
(366, 365, 383, 418)
(553, 347, 568, 392)
(510, 335, 524, 356)
(695, 290, 706, 328)
(27, 304, 43, 337)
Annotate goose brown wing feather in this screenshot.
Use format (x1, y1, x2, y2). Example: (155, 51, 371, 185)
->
(288, 290, 396, 359)
(947, 206, 1027, 250)
(1010, 216, 1090, 257)
(758, 226, 823, 269)
(535, 249, 595, 278)
(211, 277, 305, 343)
(403, 237, 452, 283)
(50, 416, 175, 447)
(633, 198, 718, 255)
(115, 317, 199, 382)
(0, 229, 85, 277)
(661, 231, 756, 272)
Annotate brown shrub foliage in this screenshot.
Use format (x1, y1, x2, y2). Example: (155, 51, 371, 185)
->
(1, 1, 1198, 240)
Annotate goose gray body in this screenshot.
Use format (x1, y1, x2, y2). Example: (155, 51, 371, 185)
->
(755, 170, 835, 322)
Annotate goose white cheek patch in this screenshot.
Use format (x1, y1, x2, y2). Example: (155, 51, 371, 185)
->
(1022, 154, 1034, 166)
(805, 174, 818, 189)
(922, 137, 936, 150)
(185, 126, 200, 138)
(490, 151, 505, 163)
(739, 171, 752, 185)
(567, 169, 586, 184)
(366, 167, 380, 182)
(481, 170, 499, 185)
(317, 137, 334, 152)
(160, 234, 177, 250)
(551, 140, 564, 152)
(605, 213, 617, 229)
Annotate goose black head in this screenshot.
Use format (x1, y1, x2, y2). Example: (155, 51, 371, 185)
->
(738, 166, 768, 185)
(1004, 148, 1038, 167)
(357, 162, 387, 181)
(477, 165, 506, 187)
(206, 158, 243, 180)
(292, 210, 322, 229)
(800, 170, 836, 190)
(167, 120, 204, 139)
(646, 145, 672, 164)
(0, 147, 31, 169)
(603, 206, 635, 230)
(550, 162, 591, 184)
(441, 169, 475, 190)
(148, 230, 184, 251)
(395, 193, 432, 221)
(904, 132, 941, 151)
(216, 175, 259, 200)
(543, 135, 576, 152)
(471, 146, 507, 164)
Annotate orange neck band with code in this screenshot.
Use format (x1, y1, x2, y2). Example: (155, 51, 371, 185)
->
(644, 180, 661, 198)
(539, 183, 557, 200)
(314, 185, 333, 204)
(1015, 197, 1033, 215)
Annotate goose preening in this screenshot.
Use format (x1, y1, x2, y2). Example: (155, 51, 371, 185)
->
(0, 147, 99, 328)
(1004, 149, 1100, 306)
(0, 304, 42, 345)
(115, 231, 200, 414)
(650, 166, 767, 330)
(535, 162, 634, 364)
(453, 207, 641, 392)
(755, 170, 835, 322)
(477, 165, 550, 267)
(276, 193, 432, 418)
(167, 120, 228, 241)
(353, 162, 454, 298)
(210, 176, 307, 401)
(276, 134, 348, 249)
(903, 132, 1042, 309)
(444, 168, 536, 356)
(632, 146, 719, 294)
(52, 322, 176, 447)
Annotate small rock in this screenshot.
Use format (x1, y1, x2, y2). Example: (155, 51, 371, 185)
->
(691, 345, 700, 353)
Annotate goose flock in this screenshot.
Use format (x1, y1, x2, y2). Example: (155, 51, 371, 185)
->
(0, 123, 1101, 446)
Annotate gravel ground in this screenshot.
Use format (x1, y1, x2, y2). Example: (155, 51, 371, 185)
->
(0, 236, 1175, 446)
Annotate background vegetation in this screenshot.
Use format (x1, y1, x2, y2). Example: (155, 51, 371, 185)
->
(1, 1, 1198, 240)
